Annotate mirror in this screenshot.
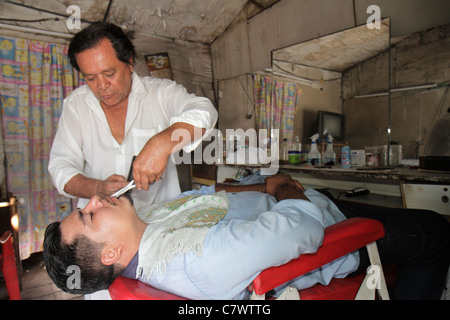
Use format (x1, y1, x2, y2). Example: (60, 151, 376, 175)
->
(269, 19, 391, 163)
(272, 19, 390, 73)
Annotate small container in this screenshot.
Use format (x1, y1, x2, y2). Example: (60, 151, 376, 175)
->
(288, 151, 300, 164)
(300, 151, 308, 163)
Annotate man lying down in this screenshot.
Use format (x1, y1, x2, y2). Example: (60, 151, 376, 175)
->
(43, 175, 450, 300)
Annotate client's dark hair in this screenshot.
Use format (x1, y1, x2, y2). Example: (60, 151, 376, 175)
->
(68, 21, 136, 72)
(43, 222, 124, 295)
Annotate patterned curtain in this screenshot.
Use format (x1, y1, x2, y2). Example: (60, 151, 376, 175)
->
(253, 74, 302, 144)
(0, 36, 84, 260)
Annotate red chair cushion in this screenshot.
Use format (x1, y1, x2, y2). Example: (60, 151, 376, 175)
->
(252, 218, 385, 295)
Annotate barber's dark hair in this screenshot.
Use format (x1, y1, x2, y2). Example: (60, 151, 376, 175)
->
(43, 222, 124, 295)
(68, 21, 136, 72)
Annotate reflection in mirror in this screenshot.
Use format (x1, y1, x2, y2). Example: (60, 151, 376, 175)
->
(269, 19, 392, 163)
(270, 18, 450, 167)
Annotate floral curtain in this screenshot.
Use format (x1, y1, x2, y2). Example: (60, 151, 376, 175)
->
(253, 74, 302, 144)
(0, 36, 84, 260)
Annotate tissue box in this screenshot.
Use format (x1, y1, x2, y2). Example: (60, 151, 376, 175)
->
(350, 150, 366, 166)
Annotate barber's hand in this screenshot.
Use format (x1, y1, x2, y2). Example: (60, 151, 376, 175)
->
(133, 135, 171, 191)
(96, 174, 129, 199)
(265, 174, 304, 196)
(132, 122, 199, 191)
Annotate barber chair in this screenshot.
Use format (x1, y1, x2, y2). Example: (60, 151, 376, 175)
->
(108, 217, 389, 300)
(0, 231, 21, 300)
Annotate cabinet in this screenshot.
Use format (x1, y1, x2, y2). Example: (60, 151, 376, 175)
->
(401, 183, 450, 216)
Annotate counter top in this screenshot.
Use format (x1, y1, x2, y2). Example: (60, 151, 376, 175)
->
(279, 165, 450, 184)
(217, 162, 450, 184)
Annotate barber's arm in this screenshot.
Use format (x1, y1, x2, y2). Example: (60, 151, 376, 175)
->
(64, 173, 128, 200)
(49, 99, 130, 200)
(49, 103, 125, 200)
(132, 80, 218, 191)
(66, 122, 204, 197)
(132, 122, 205, 191)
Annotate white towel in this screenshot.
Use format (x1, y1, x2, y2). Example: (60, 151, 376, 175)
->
(138, 191, 229, 276)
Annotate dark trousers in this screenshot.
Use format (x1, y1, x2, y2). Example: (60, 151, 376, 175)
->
(317, 189, 450, 300)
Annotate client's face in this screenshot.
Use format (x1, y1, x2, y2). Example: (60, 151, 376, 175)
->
(60, 195, 136, 245)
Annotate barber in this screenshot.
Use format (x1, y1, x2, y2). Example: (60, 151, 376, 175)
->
(49, 22, 217, 210)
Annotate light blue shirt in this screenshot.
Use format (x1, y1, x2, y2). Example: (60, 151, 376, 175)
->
(134, 186, 359, 300)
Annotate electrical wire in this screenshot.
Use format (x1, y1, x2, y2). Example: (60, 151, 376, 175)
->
(0, 17, 61, 23)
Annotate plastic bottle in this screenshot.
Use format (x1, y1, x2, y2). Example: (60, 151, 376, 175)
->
(308, 133, 322, 165)
(323, 134, 336, 164)
(341, 142, 351, 168)
(287, 136, 302, 164)
(292, 136, 302, 152)
(280, 138, 289, 162)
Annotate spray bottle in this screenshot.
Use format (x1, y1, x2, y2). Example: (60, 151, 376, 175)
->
(323, 134, 336, 164)
(308, 133, 321, 165)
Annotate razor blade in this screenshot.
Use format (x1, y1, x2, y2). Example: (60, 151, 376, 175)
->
(111, 180, 136, 198)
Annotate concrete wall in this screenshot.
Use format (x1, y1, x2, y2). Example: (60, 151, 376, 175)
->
(132, 34, 215, 104)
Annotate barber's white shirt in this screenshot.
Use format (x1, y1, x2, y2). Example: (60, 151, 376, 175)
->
(49, 73, 217, 210)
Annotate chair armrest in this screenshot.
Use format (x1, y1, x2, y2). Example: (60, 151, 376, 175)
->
(1, 231, 15, 260)
(252, 218, 385, 295)
(0, 231, 12, 244)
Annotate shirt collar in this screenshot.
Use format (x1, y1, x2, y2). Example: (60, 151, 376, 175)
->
(121, 252, 139, 279)
(130, 72, 147, 98)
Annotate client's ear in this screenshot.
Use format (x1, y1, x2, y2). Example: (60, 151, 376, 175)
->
(101, 245, 123, 266)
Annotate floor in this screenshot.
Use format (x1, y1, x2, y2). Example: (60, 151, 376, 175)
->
(0, 252, 84, 300)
